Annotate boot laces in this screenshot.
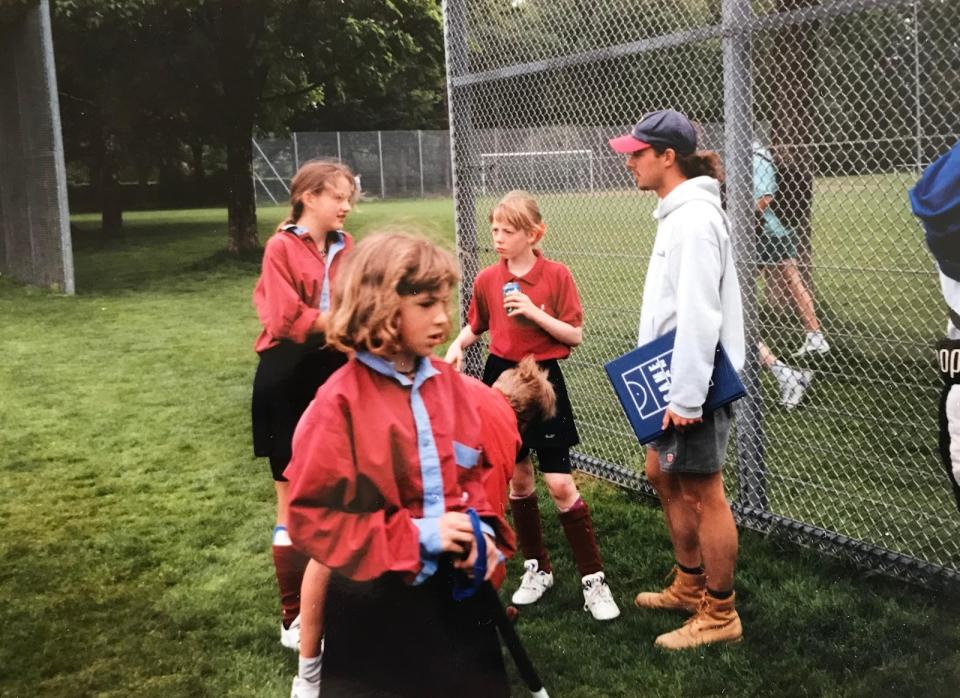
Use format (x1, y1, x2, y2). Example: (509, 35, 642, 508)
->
(683, 597, 710, 627)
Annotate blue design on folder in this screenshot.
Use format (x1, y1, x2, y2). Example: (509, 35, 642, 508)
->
(604, 329, 746, 445)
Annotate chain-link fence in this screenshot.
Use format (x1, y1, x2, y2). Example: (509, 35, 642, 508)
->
(252, 130, 454, 204)
(0, 0, 73, 294)
(444, 0, 960, 588)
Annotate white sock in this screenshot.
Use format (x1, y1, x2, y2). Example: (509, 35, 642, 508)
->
(298, 655, 322, 682)
(769, 360, 795, 383)
(272, 525, 292, 546)
(808, 331, 823, 342)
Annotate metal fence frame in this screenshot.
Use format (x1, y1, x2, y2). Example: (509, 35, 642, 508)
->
(444, 0, 959, 589)
(252, 129, 453, 204)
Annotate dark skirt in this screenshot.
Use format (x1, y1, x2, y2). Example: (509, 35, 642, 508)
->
(482, 353, 580, 451)
(251, 340, 347, 467)
(321, 564, 509, 698)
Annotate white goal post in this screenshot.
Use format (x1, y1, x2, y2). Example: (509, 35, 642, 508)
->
(479, 149, 594, 195)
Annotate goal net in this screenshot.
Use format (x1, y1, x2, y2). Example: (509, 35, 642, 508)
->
(479, 149, 594, 196)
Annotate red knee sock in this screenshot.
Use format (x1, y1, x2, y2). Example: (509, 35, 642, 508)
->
(509, 493, 552, 573)
(272, 544, 309, 627)
(558, 497, 603, 576)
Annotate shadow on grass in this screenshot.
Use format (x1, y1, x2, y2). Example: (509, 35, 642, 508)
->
(71, 218, 263, 294)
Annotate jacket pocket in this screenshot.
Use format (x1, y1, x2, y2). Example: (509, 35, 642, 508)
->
(453, 441, 481, 469)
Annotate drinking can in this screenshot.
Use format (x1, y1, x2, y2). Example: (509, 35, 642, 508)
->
(503, 281, 521, 314)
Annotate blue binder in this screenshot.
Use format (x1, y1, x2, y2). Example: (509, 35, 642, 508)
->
(604, 330, 746, 445)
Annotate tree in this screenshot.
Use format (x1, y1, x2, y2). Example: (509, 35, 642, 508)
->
(173, 0, 446, 253)
(53, 0, 162, 236)
(50, 0, 447, 249)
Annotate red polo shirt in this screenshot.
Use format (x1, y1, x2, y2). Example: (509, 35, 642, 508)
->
(252, 228, 354, 353)
(283, 356, 514, 583)
(467, 250, 583, 361)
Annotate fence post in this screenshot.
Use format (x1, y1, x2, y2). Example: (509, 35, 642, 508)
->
(443, 1, 483, 377)
(912, 0, 922, 172)
(723, 0, 766, 511)
(292, 132, 300, 172)
(418, 129, 425, 197)
(336, 131, 342, 163)
(378, 130, 386, 198)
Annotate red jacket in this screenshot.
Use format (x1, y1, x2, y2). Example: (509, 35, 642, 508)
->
(459, 374, 521, 589)
(253, 228, 353, 353)
(284, 354, 514, 583)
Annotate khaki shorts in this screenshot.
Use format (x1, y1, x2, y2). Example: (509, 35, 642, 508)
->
(649, 404, 733, 474)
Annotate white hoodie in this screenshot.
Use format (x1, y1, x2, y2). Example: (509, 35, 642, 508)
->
(637, 176, 745, 419)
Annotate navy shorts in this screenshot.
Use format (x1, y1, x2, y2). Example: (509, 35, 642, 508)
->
(649, 404, 733, 475)
(482, 354, 579, 474)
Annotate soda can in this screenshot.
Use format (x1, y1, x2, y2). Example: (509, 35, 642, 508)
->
(503, 281, 521, 314)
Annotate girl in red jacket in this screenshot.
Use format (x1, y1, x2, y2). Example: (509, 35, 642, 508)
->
(284, 232, 513, 697)
(250, 159, 355, 654)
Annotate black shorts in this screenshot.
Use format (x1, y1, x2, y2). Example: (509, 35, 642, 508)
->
(482, 354, 580, 474)
(251, 341, 347, 481)
(321, 564, 509, 697)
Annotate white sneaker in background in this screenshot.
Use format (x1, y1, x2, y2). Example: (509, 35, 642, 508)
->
(581, 571, 620, 621)
(793, 331, 830, 357)
(511, 559, 554, 605)
(280, 614, 301, 651)
(780, 369, 814, 410)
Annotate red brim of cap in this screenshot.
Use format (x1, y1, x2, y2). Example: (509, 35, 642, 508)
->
(608, 134, 652, 153)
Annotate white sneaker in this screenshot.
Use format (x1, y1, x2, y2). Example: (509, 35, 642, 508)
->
(280, 614, 301, 650)
(780, 369, 813, 410)
(511, 559, 554, 605)
(793, 332, 830, 357)
(582, 571, 620, 621)
(290, 675, 320, 698)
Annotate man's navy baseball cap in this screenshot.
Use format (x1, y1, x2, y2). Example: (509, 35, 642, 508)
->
(608, 109, 698, 156)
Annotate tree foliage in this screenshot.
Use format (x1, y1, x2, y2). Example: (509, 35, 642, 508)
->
(52, 0, 446, 250)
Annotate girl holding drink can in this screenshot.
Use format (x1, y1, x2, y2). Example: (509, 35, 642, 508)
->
(446, 190, 620, 621)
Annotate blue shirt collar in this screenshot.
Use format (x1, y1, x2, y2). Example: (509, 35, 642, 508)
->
(355, 351, 440, 388)
(282, 224, 345, 243)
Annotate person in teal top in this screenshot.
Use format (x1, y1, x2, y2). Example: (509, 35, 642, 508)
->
(752, 142, 829, 358)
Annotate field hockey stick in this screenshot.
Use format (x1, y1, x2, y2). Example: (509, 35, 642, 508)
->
(453, 510, 549, 697)
(478, 582, 549, 697)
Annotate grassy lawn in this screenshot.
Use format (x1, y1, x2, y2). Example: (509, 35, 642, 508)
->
(1, 191, 959, 696)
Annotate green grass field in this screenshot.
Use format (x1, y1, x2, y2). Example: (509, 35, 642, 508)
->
(1, 188, 959, 696)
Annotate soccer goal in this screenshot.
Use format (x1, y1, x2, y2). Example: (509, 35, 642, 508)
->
(479, 149, 594, 196)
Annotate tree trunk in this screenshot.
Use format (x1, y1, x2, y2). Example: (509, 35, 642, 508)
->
(225, 121, 259, 253)
(190, 139, 206, 192)
(99, 133, 123, 237)
(771, 0, 818, 289)
(210, 1, 265, 254)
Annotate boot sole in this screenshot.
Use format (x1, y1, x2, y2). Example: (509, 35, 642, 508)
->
(634, 598, 697, 614)
(655, 635, 743, 651)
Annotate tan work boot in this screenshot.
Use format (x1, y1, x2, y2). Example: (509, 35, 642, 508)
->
(634, 565, 706, 614)
(654, 592, 743, 650)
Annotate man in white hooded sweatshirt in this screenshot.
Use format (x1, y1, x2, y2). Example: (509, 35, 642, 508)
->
(609, 110, 746, 649)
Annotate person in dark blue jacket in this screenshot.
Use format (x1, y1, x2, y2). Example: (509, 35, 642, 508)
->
(910, 141, 960, 513)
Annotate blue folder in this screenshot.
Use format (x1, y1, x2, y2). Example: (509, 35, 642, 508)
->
(604, 329, 746, 445)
